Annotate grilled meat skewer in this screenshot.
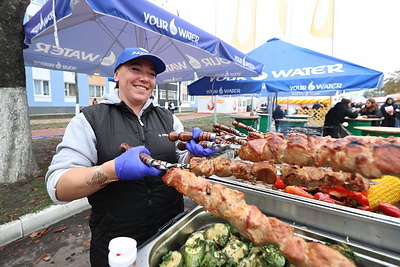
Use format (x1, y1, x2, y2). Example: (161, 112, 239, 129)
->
(238, 132, 400, 179)
(163, 168, 355, 267)
(190, 157, 370, 192)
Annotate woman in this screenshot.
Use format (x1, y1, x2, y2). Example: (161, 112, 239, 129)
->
(45, 48, 217, 266)
(359, 98, 382, 126)
(323, 98, 358, 138)
(380, 97, 397, 127)
(272, 104, 285, 132)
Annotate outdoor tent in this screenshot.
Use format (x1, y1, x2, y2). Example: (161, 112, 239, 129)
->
(23, 0, 263, 84)
(187, 38, 384, 95)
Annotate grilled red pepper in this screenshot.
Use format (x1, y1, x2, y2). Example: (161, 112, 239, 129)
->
(274, 176, 287, 189)
(351, 192, 369, 207)
(320, 185, 354, 198)
(285, 186, 314, 199)
(313, 192, 335, 204)
(379, 203, 400, 218)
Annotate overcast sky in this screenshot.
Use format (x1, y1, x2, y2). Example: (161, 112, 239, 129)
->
(151, 0, 400, 79)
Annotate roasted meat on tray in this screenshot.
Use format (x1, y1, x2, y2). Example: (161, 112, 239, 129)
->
(238, 132, 400, 178)
(190, 157, 370, 192)
(163, 168, 355, 267)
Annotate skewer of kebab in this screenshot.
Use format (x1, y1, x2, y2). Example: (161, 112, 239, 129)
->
(188, 156, 370, 192)
(162, 168, 355, 267)
(168, 130, 247, 147)
(119, 143, 190, 170)
(171, 136, 371, 191)
(232, 120, 261, 133)
(212, 122, 265, 142)
(238, 132, 400, 179)
(121, 140, 370, 192)
(176, 140, 241, 152)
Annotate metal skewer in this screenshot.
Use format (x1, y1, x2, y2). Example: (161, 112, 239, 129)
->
(213, 122, 247, 137)
(177, 141, 241, 151)
(168, 131, 217, 142)
(119, 143, 190, 170)
(232, 120, 261, 133)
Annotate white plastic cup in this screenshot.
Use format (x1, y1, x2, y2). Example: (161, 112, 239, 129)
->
(108, 237, 137, 267)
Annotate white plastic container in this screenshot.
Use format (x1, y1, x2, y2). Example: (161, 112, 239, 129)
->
(108, 237, 137, 267)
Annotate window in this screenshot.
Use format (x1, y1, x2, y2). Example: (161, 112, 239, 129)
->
(31, 0, 48, 5)
(158, 83, 178, 100)
(64, 83, 76, 96)
(89, 85, 105, 98)
(34, 80, 50, 96)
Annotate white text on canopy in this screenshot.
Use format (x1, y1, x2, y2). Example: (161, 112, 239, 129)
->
(271, 64, 344, 79)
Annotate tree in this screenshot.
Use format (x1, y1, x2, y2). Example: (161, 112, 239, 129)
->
(363, 88, 384, 98)
(363, 70, 400, 98)
(383, 70, 400, 95)
(0, 0, 39, 183)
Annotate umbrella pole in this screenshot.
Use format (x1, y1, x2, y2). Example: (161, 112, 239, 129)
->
(214, 95, 217, 123)
(211, 81, 217, 123)
(74, 72, 80, 116)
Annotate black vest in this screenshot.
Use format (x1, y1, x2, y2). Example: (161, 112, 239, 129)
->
(82, 102, 183, 254)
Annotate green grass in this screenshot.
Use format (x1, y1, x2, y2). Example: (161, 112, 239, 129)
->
(0, 178, 54, 224)
(181, 115, 233, 132)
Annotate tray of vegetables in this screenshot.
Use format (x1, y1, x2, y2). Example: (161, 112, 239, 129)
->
(136, 205, 399, 266)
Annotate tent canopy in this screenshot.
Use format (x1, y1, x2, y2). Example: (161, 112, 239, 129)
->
(188, 38, 384, 95)
(23, 0, 263, 84)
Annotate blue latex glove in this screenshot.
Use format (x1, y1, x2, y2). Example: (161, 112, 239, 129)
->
(115, 146, 161, 181)
(191, 127, 203, 140)
(185, 127, 219, 157)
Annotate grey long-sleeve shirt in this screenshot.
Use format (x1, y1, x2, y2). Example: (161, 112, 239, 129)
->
(45, 89, 187, 204)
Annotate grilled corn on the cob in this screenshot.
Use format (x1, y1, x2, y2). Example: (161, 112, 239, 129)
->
(367, 176, 400, 211)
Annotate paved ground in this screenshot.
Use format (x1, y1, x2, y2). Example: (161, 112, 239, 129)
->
(0, 112, 222, 266)
(0, 200, 197, 267)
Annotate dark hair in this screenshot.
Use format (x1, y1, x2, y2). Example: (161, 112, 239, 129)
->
(363, 98, 378, 113)
(385, 97, 394, 104)
(340, 98, 351, 106)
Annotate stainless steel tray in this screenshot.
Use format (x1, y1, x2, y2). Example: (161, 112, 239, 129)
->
(137, 205, 400, 267)
(208, 176, 400, 256)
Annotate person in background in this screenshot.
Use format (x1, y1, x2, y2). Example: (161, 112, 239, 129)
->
(359, 98, 382, 126)
(354, 101, 363, 109)
(168, 100, 175, 114)
(250, 108, 257, 116)
(92, 98, 98, 105)
(323, 98, 359, 138)
(303, 105, 309, 110)
(380, 97, 397, 127)
(45, 47, 218, 266)
(272, 104, 285, 132)
(312, 101, 321, 110)
(395, 100, 400, 128)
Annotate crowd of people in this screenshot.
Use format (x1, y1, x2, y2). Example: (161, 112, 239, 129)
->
(322, 97, 400, 138)
(271, 97, 400, 137)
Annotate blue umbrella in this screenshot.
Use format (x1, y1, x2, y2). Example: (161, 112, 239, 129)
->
(188, 38, 384, 95)
(23, 0, 263, 84)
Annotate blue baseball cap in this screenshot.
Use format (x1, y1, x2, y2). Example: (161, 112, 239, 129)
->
(114, 48, 166, 74)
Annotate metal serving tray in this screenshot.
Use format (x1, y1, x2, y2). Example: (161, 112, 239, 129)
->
(208, 176, 400, 257)
(136, 205, 400, 267)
